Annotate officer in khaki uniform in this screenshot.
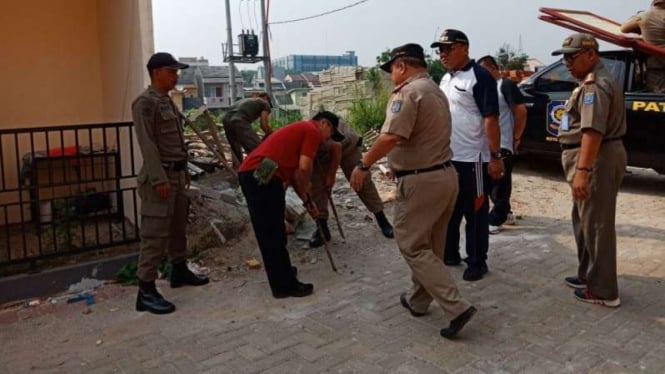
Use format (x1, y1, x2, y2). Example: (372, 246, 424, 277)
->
(621, 0, 665, 93)
(222, 93, 272, 167)
(308, 113, 393, 248)
(552, 34, 627, 307)
(132, 52, 209, 315)
(350, 44, 476, 338)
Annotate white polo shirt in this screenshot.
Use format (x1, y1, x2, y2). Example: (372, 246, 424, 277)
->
(439, 60, 499, 162)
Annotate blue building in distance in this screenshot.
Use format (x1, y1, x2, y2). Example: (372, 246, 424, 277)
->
(273, 51, 357, 73)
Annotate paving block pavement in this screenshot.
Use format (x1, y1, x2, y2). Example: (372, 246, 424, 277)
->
(0, 164, 664, 373)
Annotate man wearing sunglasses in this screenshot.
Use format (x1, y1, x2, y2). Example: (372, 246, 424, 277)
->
(432, 29, 502, 282)
(552, 34, 627, 308)
(349, 43, 476, 339)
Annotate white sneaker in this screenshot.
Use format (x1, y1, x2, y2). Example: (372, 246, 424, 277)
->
(504, 212, 516, 226)
(489, 225, 500, 234)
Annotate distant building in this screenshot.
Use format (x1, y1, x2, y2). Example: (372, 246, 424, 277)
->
(525, 58, 544, 72)
(273, 51, 358, 73)
(172, 58, 244, 111)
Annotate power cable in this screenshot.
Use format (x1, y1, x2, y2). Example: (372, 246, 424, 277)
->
(269, 0, 369, 25)
(253, 0, 260, 34)
(246, 0, 254, 31)
(238, 0, 246, 31)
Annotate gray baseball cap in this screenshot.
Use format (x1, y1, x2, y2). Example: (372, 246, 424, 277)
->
(551, 33, 599, 56)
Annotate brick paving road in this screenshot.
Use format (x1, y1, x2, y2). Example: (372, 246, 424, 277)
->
(1, 162, 664, 374)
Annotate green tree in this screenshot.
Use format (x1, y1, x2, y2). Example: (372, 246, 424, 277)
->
(495, 43, 528, 70)
(376, 48, 392, 65)
(425, 54, 446, 84)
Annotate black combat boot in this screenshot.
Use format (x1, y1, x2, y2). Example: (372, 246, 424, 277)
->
(308, 219, 331, 248)
(170, 261, 210, 288)
(136, 280, 176, 314)
(374, 211, 394, 238)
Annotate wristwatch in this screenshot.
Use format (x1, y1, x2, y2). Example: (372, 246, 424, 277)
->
(356, 159, 370, 171)
(490, 150, 503, 160)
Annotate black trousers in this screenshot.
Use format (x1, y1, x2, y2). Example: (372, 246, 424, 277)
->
(238, 171, 297, 294)
(488, 151, 513, 226)
(444, 161, 490, 268)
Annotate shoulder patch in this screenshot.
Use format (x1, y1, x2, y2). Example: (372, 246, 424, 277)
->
(584, 92, 595, 105)
(391, 100, 403, 113)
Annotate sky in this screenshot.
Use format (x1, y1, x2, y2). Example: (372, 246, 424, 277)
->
(153, 0, 650, 71)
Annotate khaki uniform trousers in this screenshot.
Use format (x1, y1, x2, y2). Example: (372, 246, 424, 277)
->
(223, 119, 261, 164)
(137, 169, 189, 282)
(311, 146, 384, 219)
(562, 141, 626, 300)
(394, 166, 471, 319)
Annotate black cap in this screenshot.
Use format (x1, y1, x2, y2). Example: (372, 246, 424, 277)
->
(379, 43, 426, 73)
(146, 52, 189, 71)
(312, 111, 345, 142)
(430, 29, 469, 48)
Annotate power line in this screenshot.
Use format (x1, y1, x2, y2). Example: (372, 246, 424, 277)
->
(269, 0, 369, 25)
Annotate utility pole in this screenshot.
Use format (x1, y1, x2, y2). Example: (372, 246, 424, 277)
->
(225, 0, 237, 105)
(260, 0, 272, 101)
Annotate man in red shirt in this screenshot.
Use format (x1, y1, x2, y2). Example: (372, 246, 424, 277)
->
(238, 111, 344, 298)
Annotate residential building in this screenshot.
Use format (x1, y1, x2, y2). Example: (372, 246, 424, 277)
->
(171, 60, 244, 111)
(273, 51, 358, 73)
(283, 73, 321, 89)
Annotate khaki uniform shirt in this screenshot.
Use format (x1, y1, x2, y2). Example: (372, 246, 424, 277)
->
(132, 86, 187, 186)
(381, 72, 453, 171)
(558, 63, 626, 145)
(639, 6, 665, 69)
(223, 98, 271, 124)
(316, 121, 360, 161)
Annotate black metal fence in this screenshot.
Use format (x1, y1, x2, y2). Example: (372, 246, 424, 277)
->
(0, 122, 139, 267)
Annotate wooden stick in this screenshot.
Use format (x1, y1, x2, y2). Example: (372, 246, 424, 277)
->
(316, 218, 337, 272)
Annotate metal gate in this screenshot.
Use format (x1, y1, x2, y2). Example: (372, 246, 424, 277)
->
(0, 122, 140, 268)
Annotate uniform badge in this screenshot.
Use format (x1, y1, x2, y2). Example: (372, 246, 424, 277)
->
(561, 113, 570, 131)
(391, 100, 403, 113)
(584, 92, 595, 105)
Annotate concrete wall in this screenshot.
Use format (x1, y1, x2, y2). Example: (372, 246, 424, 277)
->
(0, 0, 153, 225)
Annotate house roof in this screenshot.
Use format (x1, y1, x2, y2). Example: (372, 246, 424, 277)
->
(177, 65, 244, 85)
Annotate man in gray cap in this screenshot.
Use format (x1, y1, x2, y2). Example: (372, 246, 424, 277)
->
(132, 52, 209, 314)
(552, 34, 627, 307)
(621, 0, 665, 93)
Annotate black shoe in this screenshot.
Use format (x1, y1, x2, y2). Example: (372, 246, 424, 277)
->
(480, 263, 489, 275)
(440, 306, 477, 339)
(136, 281, 175, 314)
(308, 219, 331, 248)
(444, 256, 462, 266)
(463, 266, 484, 281)
(399, 293, 426, 317)
(564, 276, 587, 289)
(272, 281, 314, 299)
(291, 266, 298, 277)
(170, 261, 210, 288)
(374, 211, 394, 238)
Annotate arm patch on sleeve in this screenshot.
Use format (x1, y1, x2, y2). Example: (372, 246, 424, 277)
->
(584, 92, 595, 105)
(391, 100, 403, 113)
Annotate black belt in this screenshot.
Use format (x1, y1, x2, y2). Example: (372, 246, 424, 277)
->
(161, 160, 187, 171)
(560, 137, 622, 150)
(394, 161, 452, 178)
